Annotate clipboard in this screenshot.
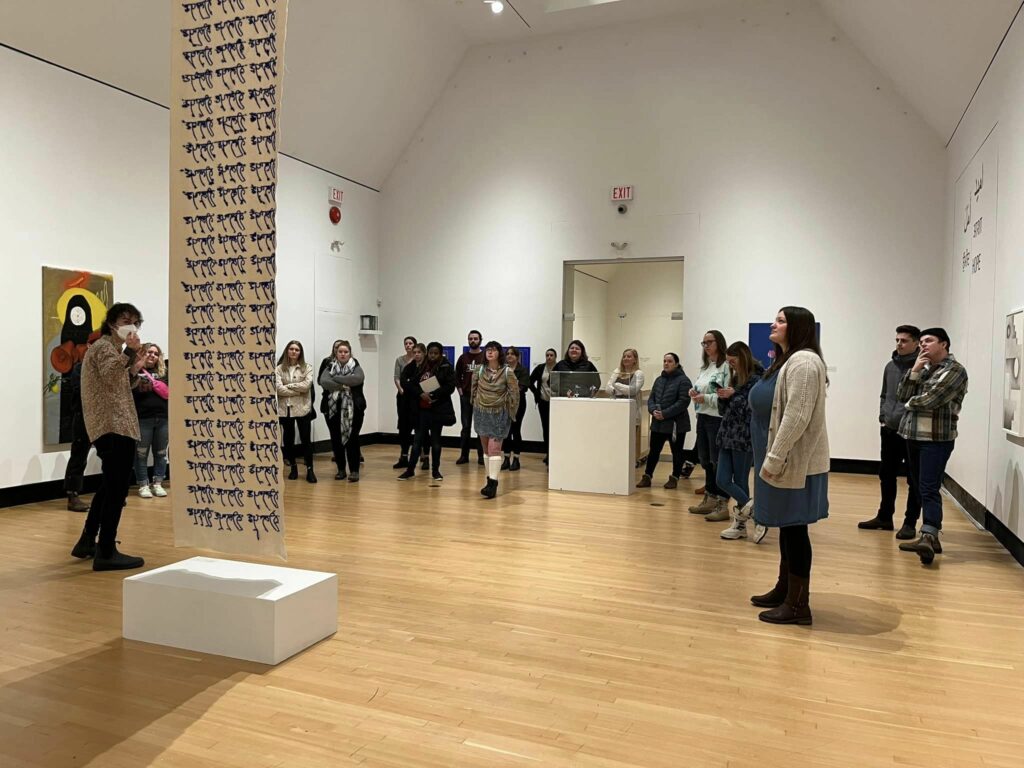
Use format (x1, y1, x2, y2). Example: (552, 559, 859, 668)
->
(420, 376, 440, 393)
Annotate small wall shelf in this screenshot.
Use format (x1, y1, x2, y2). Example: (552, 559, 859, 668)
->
(358, 330, 383, 336)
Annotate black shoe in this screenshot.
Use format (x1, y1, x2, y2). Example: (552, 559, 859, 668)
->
(543, 455, 548, 465)
(510, 457, 521, 472)
(393, 456, 409, 469)
(679, 461, 695, 479)
(360, 454, 365, 464)
(456, 455, 469, 465)
(431, 470, 443, 481)
(71, 529, 96, 559)
(895, 523, 917, 540)
(858, 514, 895, 530)
(482, 478, 498, 499)
(335, 471, 347, 480)
(420, 457, 430, 471)
(306, 467, 318, 484)
(899, 532, 940, 564)
(501, 456, 511, 471)
(67, 492, 90, 513)
(93, 546, 145, 571)
(398, 469, 415, 480)
(348, 472, 359, 483)
(288, 463, 298, 480)
(477, 455, 485, 466)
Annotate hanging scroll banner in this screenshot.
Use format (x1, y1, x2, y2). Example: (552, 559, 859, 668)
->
(169, 0, 289, 558)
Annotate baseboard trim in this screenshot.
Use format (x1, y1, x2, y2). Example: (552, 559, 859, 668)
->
(829, 458, 879, 475)
(943, 473, 1024, 568)
(0, 474, 104, 509)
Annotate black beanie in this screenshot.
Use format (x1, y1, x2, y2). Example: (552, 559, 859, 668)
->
(920, 327, 951, 349)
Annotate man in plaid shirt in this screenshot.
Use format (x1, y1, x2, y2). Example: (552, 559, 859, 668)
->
(895, 327, 968, 564)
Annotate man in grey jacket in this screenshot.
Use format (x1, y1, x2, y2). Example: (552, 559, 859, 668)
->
(859, 325, 922, 535)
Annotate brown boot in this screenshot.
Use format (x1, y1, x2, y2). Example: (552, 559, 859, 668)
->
(758, 574, 811, 625)
(750, 558, 788, 607)
(67, 492, 89, 512)
(635, 475, 652, 488)
(663, 475, 678, 490)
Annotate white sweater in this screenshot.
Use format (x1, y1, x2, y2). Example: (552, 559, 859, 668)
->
(692, 361, 730, 417)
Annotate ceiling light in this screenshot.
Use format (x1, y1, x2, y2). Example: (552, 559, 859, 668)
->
(485, 0, 504, 13)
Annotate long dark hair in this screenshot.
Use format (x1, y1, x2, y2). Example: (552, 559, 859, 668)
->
(767, 306, 825, 376)
(277, 339, 306, 368)
(725, 341, 755, 387)
(701, 329, 727, 368)
(564, 339, 589, 363)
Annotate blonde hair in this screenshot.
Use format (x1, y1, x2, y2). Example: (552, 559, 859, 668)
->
(619, 348, 639, 373)
(142, 343, 166, 378)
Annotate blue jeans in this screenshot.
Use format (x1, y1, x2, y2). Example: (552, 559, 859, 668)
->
(135, 416, 168, 484)
(906, 439, 955, 535)
(716, 448, 753, 507)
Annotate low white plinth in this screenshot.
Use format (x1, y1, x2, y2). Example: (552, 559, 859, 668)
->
(549, 398, 637, 495)
(123, 556, 337, 665)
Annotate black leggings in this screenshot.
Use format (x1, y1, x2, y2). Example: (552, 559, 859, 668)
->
(537, 399, 550, 454)
(645, 431, 685, 477)
(397, 393, 414, 455)
(280, 415, 313, 466)
(410, 412, 443, 470)
(779, 525, 812, 578)
(327, 409, 364, 473)
(502, 393, 528, 454)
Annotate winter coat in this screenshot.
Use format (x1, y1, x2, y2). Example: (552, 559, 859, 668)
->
(879, 349, 918, 430)
(716, 371, 761, 452)
(647, 366, 693, 436)
(275, 363, 314, 419)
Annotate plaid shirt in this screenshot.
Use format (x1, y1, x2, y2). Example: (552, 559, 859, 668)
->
(896, 355, 968, 442)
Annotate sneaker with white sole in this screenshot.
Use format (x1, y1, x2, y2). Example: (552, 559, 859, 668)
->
(753, 523, 768, 544)
(138, 485, 153, 499)
(721, 517, 747, 539)
(151, 482, 167, 497)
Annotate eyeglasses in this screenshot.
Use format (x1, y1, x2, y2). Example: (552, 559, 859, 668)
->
(701, 341, 715, 346)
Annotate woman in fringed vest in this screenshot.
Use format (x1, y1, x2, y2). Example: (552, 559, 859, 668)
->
(472, 340, 520, 499)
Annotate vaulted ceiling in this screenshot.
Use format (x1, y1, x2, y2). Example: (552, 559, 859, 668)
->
(1, 0, 1020, 188)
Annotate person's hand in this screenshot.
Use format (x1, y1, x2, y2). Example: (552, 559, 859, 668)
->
(420, 393, 431, 403)
(125, 331, 142, 351)
(136, 377, 153, 392)
(688, 388, 698, 398)
(912, 351, 929, 373)
(760, 467, 775, 481)
(132, 355, 147, 372)
(717, 387, 734, 399)
(693, 393, 705, 404)
(653, 409, 664, 420)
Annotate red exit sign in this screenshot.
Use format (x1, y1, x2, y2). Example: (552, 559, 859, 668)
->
(611, 185, 633, 201)
(329, 186, 344, 204)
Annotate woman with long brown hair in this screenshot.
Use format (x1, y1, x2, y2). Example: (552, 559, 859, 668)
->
(715, 341, 763, 541)
(688, 330, 732, 517)
(748, 307, 829, 625)
(319, 340, 367, 482)
(276, 340, 316, 483)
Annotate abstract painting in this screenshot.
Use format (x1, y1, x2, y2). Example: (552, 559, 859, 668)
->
(1004, 309, 1024, 436)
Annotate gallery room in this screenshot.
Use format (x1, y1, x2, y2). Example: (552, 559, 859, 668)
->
(2, 0, 1023, 765)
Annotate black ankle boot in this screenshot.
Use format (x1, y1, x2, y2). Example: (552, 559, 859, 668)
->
(510, 457, 521, 472)
(482, 478, 498, 499)
(500, 455, 511, 471)
(67, 492, 89, 512)
(393, 455, 409, 469)
(71, 528, 96, 559)
(288, 463, 298, 480)
(93, 545, 145, 572)
(751, 558, 788, 607)
(306, 466, 318, 484)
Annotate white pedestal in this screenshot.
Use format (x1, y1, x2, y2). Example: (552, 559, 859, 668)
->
(549, 398, 637, 495)
(123, 556, 337, 665)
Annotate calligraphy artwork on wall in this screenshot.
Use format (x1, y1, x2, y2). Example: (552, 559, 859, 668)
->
(170, 0, 289, 558)
(41, 267, 113, 445)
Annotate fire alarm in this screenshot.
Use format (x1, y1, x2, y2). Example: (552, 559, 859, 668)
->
(329, 206, 341, 224)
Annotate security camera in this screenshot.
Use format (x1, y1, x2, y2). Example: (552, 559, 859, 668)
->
(617, 203, 628, 214)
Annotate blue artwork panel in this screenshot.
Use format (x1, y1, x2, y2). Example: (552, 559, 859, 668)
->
(748, 323, 820, 369)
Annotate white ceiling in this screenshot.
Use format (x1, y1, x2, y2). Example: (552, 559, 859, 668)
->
(1, 0, 1020, 185)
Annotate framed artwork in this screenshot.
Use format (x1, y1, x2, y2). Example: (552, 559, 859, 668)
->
(42, 267, 114, 445)
(1004, 309, 1023, 436)
(748, 322, 821, 370)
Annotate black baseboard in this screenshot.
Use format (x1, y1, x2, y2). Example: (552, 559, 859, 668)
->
(830, 458, 879, 475)
(0, 474, 103, 509)
(943, 473, 1024, 568)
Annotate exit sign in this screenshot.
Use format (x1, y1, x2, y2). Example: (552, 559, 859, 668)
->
(329, 186, 344, 204)
(611, 186, 633, 201)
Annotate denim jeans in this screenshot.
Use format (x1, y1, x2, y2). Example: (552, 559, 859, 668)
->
(134, 416, 168, 484)
(906, 439, 955, 535)
(716, 448, 753, 507)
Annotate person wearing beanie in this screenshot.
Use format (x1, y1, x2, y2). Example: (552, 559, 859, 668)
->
(895, 327, 968, 564)
(859, 325, 922, 533)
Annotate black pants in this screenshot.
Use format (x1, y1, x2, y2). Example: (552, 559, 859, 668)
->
(84, 433, 135, 555)
(502, 393, 528, 454)
(63, 410, 91, 493)
(696, 414, 726, 497)
(779, 524, 812, 578)
(397, 393, 413, 455)
(459, 393, 482, 458)
(645, 430, 685, 477)
(537, 399, 550, 455)
(327, 409, 364, 473)
(878, 426, 920, 521)
(410, 411, 443, 470)
(280, 415, 313, 467)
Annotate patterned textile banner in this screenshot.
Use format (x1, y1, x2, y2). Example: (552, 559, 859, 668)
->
(169, 0, 288, 558)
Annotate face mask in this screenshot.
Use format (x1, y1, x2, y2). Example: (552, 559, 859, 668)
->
(116, 324, 138, 340)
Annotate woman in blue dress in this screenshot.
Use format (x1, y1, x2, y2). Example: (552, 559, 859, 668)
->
(748, 306, 830, 625)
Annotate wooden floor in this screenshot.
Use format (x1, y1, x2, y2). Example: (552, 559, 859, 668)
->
(1, 446, 1023, 768)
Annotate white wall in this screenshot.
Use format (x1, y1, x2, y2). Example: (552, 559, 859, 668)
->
(379, 0, 947, 459)
(571, 269, 609, 369)
(943, 10, 1024, 540)
(0, 46, 380, 489)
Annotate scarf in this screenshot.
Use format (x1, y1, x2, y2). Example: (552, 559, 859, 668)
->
(474, 365, 518, 418)
(328, 359, 355, 442)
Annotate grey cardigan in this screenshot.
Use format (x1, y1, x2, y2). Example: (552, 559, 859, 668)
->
(762, 350, 830, 488)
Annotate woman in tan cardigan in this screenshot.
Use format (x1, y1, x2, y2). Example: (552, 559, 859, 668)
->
(748, 306, 829, 625)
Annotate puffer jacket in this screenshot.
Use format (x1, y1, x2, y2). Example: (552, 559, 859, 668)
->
(647, 366, 693, 436)
(880, 349, 918, 430)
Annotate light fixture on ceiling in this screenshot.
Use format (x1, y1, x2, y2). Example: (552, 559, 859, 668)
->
(484, 0, 504, 14)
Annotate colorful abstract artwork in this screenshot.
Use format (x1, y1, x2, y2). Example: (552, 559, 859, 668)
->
(42, 267, 113, 445)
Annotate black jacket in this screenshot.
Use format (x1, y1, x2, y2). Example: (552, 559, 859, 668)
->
(648, 366, 693, 435)
(880, 350, 918, 430)
(318, 357, 366, 415)
(401, 358, 457, 426)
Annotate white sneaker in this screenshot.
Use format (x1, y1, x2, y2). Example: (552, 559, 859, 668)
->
(753, 523, 768, 544)
(721, 518, 747, 540)
(138, 485, 153, 499)
(151, 482, 167, 497)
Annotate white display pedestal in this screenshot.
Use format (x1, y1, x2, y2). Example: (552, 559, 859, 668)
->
(549, 398, 637, 495)
(123, 556, 337, 665)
